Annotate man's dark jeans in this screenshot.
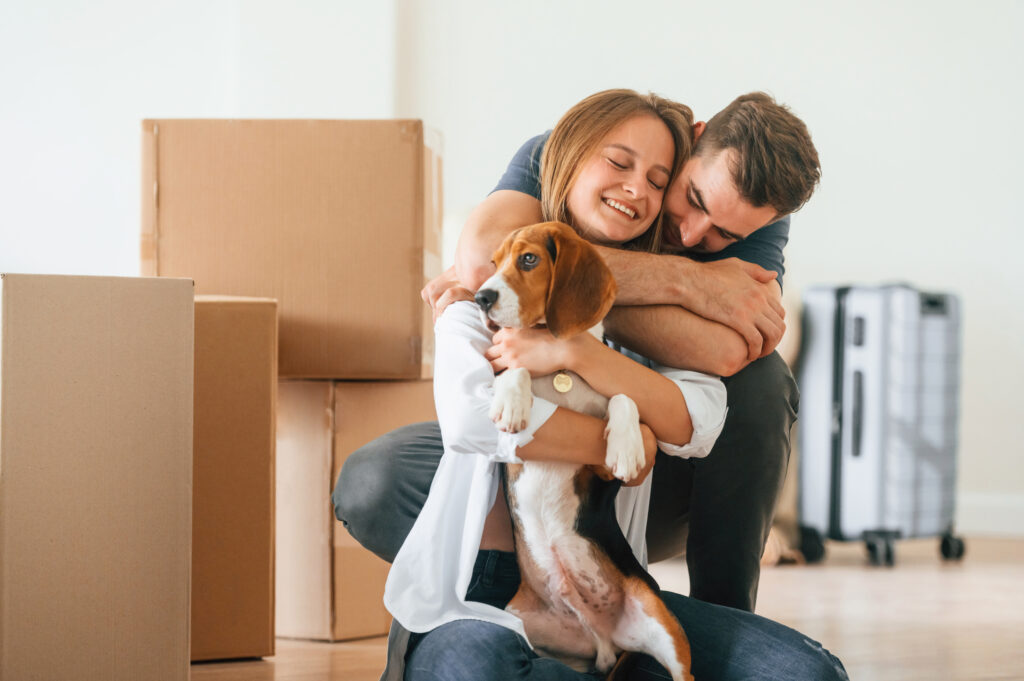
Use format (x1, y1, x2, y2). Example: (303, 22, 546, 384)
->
(332, 352, 798, 613)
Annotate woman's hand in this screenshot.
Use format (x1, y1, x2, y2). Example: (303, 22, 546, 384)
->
(486, 327, 590, 376)
(421, 266, 476, 323)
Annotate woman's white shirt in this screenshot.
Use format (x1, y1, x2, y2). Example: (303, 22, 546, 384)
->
(383, 301, 727, 642)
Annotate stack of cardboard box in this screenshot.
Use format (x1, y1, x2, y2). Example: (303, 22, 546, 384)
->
(142, 119, 442, 651)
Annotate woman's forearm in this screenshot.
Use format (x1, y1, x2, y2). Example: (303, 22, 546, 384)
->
(515, 408, 609, 465)
(565, 336, 693, 446)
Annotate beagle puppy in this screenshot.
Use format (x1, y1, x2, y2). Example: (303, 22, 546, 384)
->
(475, 222, 695, 681)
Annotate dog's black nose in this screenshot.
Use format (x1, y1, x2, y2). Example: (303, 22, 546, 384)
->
(475, 289, 498, 312)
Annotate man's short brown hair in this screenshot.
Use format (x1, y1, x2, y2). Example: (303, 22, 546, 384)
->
(696, 92, 821, 217)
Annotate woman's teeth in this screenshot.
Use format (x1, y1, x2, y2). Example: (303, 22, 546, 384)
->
(604, 199, 636, 219)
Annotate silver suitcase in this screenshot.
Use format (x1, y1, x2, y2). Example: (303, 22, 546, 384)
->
(797, 284, 965, 565)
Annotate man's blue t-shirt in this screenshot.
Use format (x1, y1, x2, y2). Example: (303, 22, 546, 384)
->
(492, 132, 789, 283)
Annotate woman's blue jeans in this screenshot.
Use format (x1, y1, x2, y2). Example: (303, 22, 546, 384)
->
(404, 551, 848, 681)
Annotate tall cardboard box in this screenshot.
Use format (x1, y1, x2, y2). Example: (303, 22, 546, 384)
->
(0, 274, 193, 681)
(192, 296, 277, 661)
(276, 379, 436, 641)
(141, 119, 443, 380)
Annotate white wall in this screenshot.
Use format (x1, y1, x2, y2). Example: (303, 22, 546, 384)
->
(2, 0, 1021, 535)
(0, 0, 396, 276)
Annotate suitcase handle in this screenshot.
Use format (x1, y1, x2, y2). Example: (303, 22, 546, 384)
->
(852, 370, 864, 457)
(921, 294, 948, 315)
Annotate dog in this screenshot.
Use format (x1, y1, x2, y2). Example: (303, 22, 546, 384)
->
(474, 221, 695, 681)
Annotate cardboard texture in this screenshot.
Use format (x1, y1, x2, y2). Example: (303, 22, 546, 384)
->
(0, 274, 194, 681)
(192, 296, 277, 661)
(141, 119, 443, 380)
(275, 379, 436, 641)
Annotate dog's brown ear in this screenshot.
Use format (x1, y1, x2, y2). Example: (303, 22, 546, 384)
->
(543, 222, 617, 338)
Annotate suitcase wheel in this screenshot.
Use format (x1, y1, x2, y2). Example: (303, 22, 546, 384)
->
(940, 533, 966, 561)
(864, 533, 896, 566)
(799, 526, 827, 563)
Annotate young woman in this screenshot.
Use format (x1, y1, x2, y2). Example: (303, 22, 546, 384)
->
(379, 90, 847, 681)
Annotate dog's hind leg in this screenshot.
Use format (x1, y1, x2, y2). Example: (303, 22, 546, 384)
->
(612, 577, 694, 681)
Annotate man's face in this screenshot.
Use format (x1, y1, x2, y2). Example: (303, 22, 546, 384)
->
(662, 148, 779, 254)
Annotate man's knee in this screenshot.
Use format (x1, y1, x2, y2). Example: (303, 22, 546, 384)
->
(332, 421, 442, 562)
(716, 352, 798, 477)
(724, 351, 799, 431)
(332, 438, 389, 528)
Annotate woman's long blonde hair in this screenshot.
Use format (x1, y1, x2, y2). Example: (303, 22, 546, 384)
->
(540, 89, 694, 252)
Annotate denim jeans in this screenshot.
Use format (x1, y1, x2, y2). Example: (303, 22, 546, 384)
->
(404, 550, 847, 681)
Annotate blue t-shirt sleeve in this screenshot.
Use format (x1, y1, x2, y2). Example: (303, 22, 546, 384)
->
(704, 215, 789, 283)
(492, 132, 551, 199)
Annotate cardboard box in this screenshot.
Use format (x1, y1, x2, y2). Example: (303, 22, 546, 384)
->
(191, 296, 277, 661)
(0, 274, 193, 681)
(141, 119, 443, 380)
(275, 379, 436, 641)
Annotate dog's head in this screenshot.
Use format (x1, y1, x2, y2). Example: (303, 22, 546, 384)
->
(475, 221, 617, 338)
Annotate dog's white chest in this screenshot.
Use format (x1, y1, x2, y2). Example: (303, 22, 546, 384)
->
(510, 462, 580, 548)
(508, 462, 597, 596)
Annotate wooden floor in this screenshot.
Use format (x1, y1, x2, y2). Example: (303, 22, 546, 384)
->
(192, 536, 1024, 680)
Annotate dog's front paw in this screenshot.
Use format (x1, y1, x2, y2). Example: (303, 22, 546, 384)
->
(604, 394, 644, 482)
(491, 367, 533, 433)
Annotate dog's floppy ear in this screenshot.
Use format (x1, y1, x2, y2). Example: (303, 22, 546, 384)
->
(543, 222, 617, 338)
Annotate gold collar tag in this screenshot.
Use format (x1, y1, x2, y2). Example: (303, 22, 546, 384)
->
(553, 372, 573, 393)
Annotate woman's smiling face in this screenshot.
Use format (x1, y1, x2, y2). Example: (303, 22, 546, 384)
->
(565, 114, 675, 246)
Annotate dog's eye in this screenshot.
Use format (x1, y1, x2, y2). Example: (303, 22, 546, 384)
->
(517, 253, 539, 271)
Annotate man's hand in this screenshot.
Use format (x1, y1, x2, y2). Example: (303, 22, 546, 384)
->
(421, 266, 476, 323)
(691, 258, 786, 361)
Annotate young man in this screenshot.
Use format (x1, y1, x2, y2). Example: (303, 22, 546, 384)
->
(335, 91, 820, 613)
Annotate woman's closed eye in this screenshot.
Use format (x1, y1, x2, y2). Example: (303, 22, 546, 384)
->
(606, 156, 629, 170)
(608, 156, 666, 191)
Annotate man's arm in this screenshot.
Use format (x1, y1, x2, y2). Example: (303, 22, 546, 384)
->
(596, 246, 786, 364)
(455, 190, 544, 290)
(604, 305, 750, 376)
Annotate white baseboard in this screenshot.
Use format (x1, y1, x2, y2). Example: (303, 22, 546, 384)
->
(956, 492, 1024, 537)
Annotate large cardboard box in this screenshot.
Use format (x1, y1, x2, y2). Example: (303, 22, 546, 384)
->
(141, 119, 443, 380)
(275, 379, 436, 641)
(192, 296, 277, 661)
(0, 274, 193, 681)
